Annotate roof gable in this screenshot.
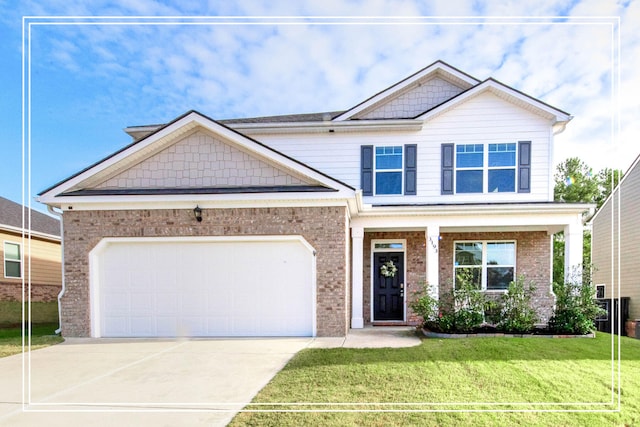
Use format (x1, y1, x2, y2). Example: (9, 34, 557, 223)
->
(333, 60, 479, 121)
(416, 78, 572, 128)
(39, 111, 354, 204)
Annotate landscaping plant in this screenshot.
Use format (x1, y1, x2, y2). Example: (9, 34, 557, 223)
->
(410, 273, 486, 334)
(497, 275, 538, 334)
(548, 268, 606, 335)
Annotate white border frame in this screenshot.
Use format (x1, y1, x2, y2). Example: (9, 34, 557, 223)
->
(89, 235, 317, 338)
(370, 239, 407, 322)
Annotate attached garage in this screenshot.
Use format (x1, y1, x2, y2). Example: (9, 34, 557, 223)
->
(90, 236, 316, 338)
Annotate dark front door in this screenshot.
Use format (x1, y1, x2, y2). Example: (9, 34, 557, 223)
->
(373, 252, 404, 321)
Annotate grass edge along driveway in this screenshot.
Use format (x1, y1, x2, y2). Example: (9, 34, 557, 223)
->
(0, 323, 64, 358)
(230, 332, 639, 427)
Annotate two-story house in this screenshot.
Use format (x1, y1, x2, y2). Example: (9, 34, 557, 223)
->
(38, 61, 591, 338)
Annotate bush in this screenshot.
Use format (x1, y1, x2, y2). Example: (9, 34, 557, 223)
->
(410, 273, 486, 334)
(497, 276, 538, 334)
(548, 268, 606, 335)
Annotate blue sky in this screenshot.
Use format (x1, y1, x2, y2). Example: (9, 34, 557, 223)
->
(0, 0, 637, 213)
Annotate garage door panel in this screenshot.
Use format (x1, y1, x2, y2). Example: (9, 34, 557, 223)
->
(156, 317, 178, 336)
(97, 238, 314, 337)
(156, 292, 178, 314)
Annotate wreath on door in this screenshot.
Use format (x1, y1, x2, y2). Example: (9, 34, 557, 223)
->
(380, 260, 398, 278)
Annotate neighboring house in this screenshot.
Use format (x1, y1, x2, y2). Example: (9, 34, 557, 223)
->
(592, 154, 640, 333)
(38, 61, 592, 338)
(0, 196, 61, 303)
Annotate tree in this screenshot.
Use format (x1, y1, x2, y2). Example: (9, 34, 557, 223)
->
(553, 157, 599, 204)
(552, 158, 623, 283)
(595, 168, 624, 209)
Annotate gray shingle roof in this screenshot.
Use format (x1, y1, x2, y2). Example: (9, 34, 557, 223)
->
(220, 111, 345, 124)
(0, 196, 61, 237)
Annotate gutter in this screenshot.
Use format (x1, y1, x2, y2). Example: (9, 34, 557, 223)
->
(47, 205, 65, 335)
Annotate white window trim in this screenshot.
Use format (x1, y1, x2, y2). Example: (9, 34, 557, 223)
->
(454, 143, 518, 194)
(3, 241, 22, 279)
(374, 145, 403, 196)
(595, 284, 606, 299)
(370, 239, 407, 322)
(453, 240, 517, 292)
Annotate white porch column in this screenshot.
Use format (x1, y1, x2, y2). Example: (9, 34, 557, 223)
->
(351, 226, 365, 329)
(426, 226, 440, 299)
(564, 220, 584, 284)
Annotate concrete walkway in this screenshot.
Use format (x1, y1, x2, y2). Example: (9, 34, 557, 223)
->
(0, 327, 419, 427)
(311, 326, 421, 348)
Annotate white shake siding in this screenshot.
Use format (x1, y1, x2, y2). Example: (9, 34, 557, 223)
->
(255, 92, 554, 204)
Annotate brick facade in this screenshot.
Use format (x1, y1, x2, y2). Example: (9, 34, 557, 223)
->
(439, 231, 555, 324)
(61, 206, 349, 337)
(359, 230, 554, 326)
(0, 281, 60, 302)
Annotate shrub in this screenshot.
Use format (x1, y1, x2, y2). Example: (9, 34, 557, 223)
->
(548, 267, 606, 335)
(410, 274, 486, 334)
(497, 276, 538, 334)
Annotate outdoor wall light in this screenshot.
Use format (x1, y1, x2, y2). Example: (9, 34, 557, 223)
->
(193, 205, 203, 222)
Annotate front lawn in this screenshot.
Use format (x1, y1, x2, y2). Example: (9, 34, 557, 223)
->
(230, 333, 639, 426)
(0, 323, 64, 358)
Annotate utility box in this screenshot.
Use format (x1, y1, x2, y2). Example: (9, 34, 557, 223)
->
(596, 297, 630, 335)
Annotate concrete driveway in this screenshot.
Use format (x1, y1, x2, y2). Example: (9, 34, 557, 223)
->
(0, 337, 313, 427)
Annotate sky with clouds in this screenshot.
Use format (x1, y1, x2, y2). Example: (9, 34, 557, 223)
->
(0, 0, 637, 212)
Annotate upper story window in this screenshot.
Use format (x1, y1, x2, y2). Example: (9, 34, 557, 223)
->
(443, 141, 532, 196)
(361, 144, 417, 197)
(488, 143, 516, 192)
(454, 241, 515, 291)
(455, 143, 517, 193)
(4, 242, 21, 279)
(456, 144, 484, 193)
(375, 146, 403, 195)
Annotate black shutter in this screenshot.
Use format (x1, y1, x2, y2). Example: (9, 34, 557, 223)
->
(361, 145, 374, 196)
(404, 144, 417, 195)
(441, 143, 454, 195)
(518, 141, 531, 193)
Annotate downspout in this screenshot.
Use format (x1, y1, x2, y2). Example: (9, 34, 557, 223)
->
(47, 206, 64, 335)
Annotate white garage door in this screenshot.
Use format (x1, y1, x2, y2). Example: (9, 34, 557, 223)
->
(91, 237, 315, 337)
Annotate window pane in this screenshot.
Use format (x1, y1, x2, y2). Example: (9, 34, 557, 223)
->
(374, 243, 404, 249)
(455, 267, 482, 289)
(455, 242, 482, 265)
(487, 267, 514, 290)
(456, 170, 483, 193)
(456, 144, 484, 168)
(488, 143, 516, 167)
(486, 242, 515, 265)
(376, 146, 402, 170)
(5, 260, 20, 278)
(4, 243, 20, 261)
(375, 171, 402, 194)
(488, 169, 515, 192)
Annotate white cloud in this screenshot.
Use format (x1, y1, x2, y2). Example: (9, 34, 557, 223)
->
(10, 0, 638, 187)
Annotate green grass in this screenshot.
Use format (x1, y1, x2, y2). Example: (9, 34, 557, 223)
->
(0, 301, 59, 326)
(0, 323, 64, 358)
(230, 333, 640, 426)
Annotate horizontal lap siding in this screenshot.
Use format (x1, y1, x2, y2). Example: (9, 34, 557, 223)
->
(0, 230, 62, 302)
(256, 92, 553, 204)
(593, 162, 640, 320)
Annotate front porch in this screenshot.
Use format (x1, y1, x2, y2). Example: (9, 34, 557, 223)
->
(349, 203, 592, 329)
